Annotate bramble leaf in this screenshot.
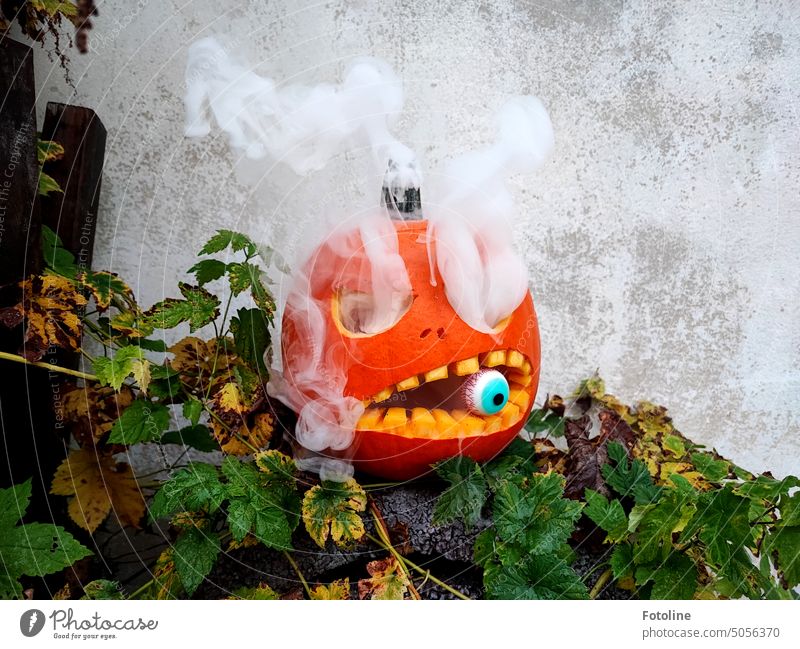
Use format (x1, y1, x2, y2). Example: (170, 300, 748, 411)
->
(603, 442, 661, 504)
(199, 229, 257, 257)
(484, 552, 588, 600)
(173, 524, 220, 596)
(583, 489, 628, 543)
(493, 473, 582, 555)
(149, 463, 225, 521)
(635, 553, 697, 599)
(432, 456, 487, 529)
(302, 479, 367, 549)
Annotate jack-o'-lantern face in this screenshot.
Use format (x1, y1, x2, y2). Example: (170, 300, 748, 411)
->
(281, 219, 540, 480)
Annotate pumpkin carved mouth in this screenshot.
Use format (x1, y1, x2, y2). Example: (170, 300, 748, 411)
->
(355, 349, 534, 440)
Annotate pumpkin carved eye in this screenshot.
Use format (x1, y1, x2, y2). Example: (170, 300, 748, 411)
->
(464, 369, 509, 415)
(332, 289, 413, 337)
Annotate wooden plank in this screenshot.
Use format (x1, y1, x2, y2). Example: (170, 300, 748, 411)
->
(39, 102, 106, 273)
(0, 38, 41, 282)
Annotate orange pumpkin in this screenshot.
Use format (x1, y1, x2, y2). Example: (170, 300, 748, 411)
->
(281, 219, 540, 480)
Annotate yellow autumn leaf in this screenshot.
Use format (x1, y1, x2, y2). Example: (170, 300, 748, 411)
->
(51, 448, 145, 533)
(302, 479, 367, 549)
(168, 336, 236, 393)
(357, 557, 410, 600)
(130, 358, 151, 394)
(311, 578, 350, 600)
(150, 548, 183, 600)
(62, 384, 134, 447)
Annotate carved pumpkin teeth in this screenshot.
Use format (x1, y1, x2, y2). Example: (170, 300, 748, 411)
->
(423, 365, 448, 383)
(356, 408, 386, 430)
(432, 408, 458, 434)
(507, 371, 532, 387)
(482, 350, 507, 367)
(396, 375, 420, 392)
(508, 387, 530, 412)
(372, 386, 394, 403)
(410, 407, 436, 431)
(383, 407, 408, 429)
(506, 350, 525, 368)
(453, 356, 480, 376)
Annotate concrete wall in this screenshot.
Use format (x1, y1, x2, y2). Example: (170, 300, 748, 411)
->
(31, 0, 799, 476)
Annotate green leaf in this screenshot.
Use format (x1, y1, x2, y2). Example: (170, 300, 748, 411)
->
(182, 398, 203, 427)
(432, 456, 488, 529)
(0, 523, 92, 580)
(199, 229, 256, 257)
(764, 526, 800, 589)
(603, 442, 661, 504)
(221, 457, 295, 549)
(37, 138, 64, 164)
(143, 283, 220, 332)
(0, 574, 23, 599)
(230, 307, 270, 374)
(493, 437, 538, 477)
(41, 225, 77, 278)
(734, 475, 800, 503)
(635, 553, 697, 599)
(161, 425, 219, 452)
(632, 489, 697, 564)
(680, 485, 752, 566)
(778, 493, 800, 527)
(149, 463, 225, 521)
(92, 345, 148, 391)
(137, 338, 168, 353)
(473, 529, 497, 568)
(188, 259, 227, 286)
(302, 479, 367, 549)
(690, 452, 730, 483)
(249, 271, 276, 316)
(107, 400, 170, 445)
(0, 479, 31, 528)
(81, 579, 124, 600)
(484, 553, 588, 600)
(662, 434, 686, 457)
(610, 543, 634, 580)
(524, 408, 564, 437)
(38, 171, 63, 196)
(78, 270, 132, 311)
(493, 473, 582, 555)
(227, 262, 258, 296)
(173, 525, 220, 596)
(229, 584, 279, 600)
(583, 489, 629, 542)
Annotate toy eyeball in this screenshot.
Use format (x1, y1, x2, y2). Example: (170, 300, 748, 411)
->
(463, 369, 509, 415)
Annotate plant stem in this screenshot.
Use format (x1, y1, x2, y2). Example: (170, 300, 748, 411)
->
(0, 350, 98, 381)
(282, 550, 311, 598)
(589, 568, 613, 599)
(127, 578, 154, 600)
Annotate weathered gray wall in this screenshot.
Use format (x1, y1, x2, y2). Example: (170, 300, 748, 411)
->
(31, 1, 799, 476)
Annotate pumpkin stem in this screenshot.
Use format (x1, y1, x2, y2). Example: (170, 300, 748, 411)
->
(381, 158, 422, 220)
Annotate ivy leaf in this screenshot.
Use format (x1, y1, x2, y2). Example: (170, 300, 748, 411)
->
(603, 442, 661, 504)
(680, 485, 753, 567)
(484, 552, 588, 600)
(149, 463, 225, 521)
(107, 400, 170, 445)
(432, 456, 487, 529)
(311, 578, 350, 600)
(0, 480, 92, 597)
(173, 525, 220, 596)
(493, 473, 582, 555)
(583, 489, 629, 542)
(143, 283, 220, 332)
(302, 479, 367, 549)
(631, 489, 697, 565)
(161, 425, 219, 452)
(81, 580, 124, 600)
(690, 452, 730, 483)
(764, 526, 800, 589)
(51, 448, 145, 532)
(230, 307, 270, 374)
(188, 259, 227, 286)
(357, 557, 409, 600)
(524, 408, 565, 437)
(635, 553, 697, 599)
(199, 229, 257, 257)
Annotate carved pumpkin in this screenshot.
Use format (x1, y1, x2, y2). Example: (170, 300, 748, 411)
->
(281, 218, 539, 480)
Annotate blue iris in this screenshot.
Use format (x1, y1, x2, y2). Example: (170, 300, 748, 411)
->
(476, 372, 509, 415)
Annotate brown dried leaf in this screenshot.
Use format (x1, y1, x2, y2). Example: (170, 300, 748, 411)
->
(0, 275, 87, 361)
(61, 383, 135, 447)
(168, 336, 237, 394)
(357, 557, 410, 600)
